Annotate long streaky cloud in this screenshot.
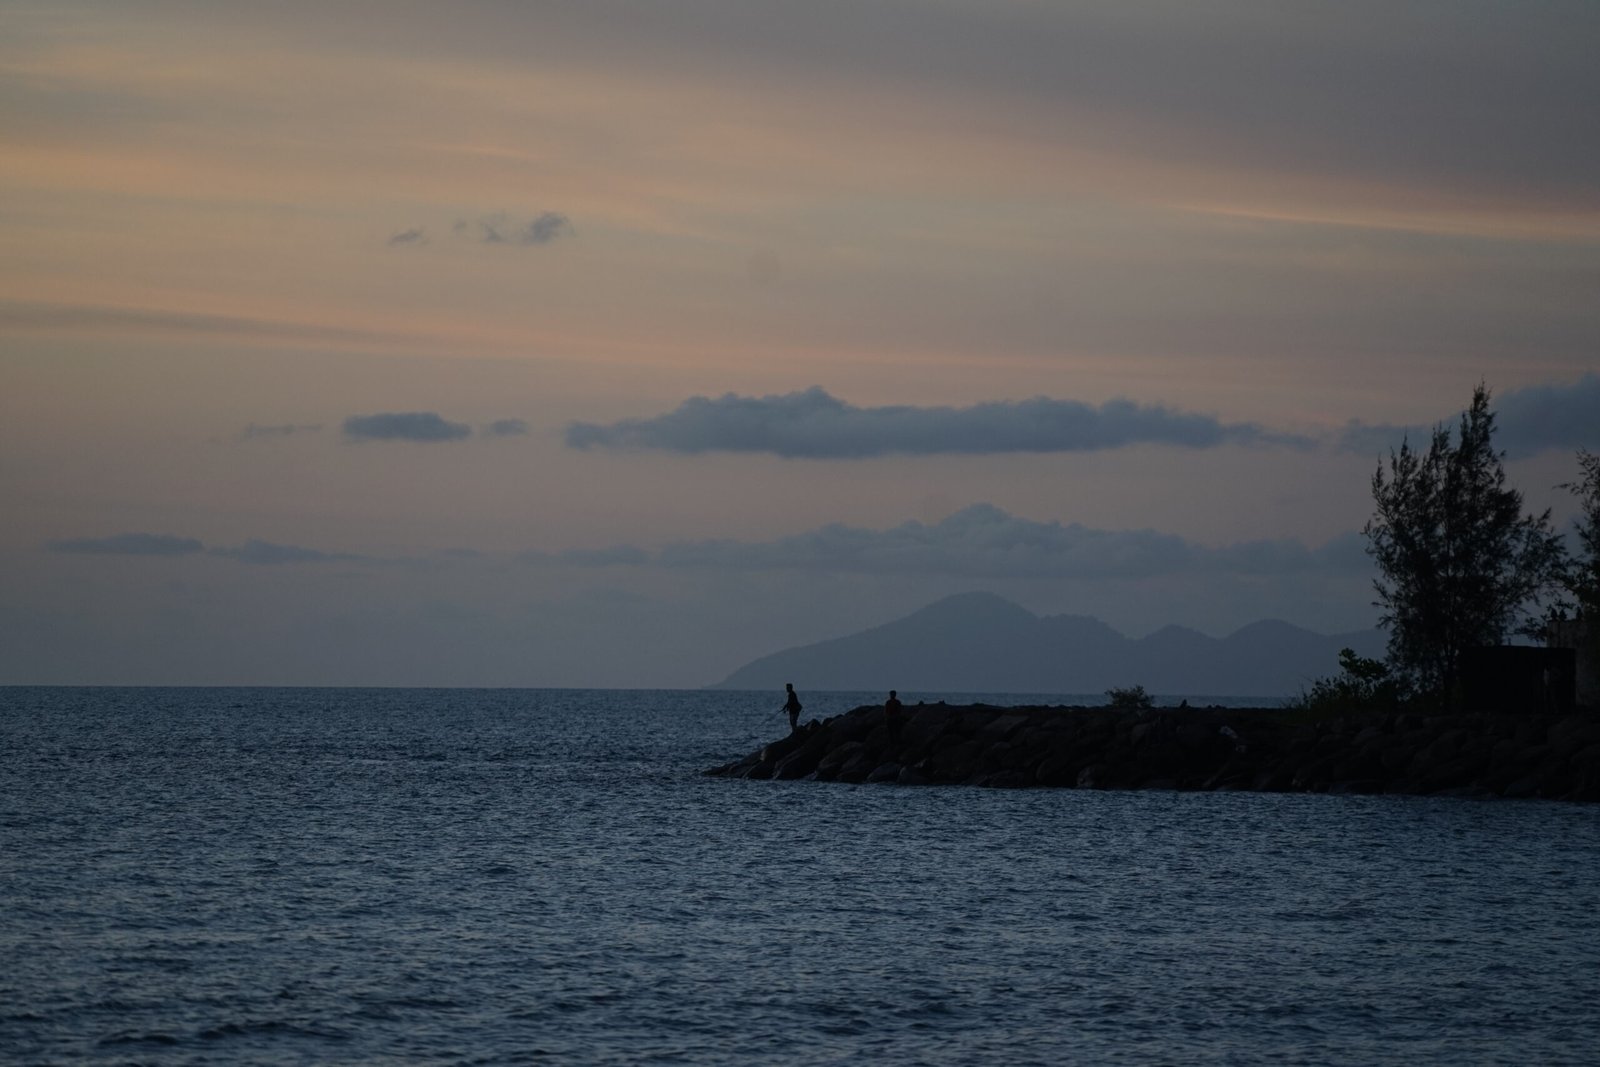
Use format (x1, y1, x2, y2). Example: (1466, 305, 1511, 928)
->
(343, 411, 472, 443)
(210, 540, 358, 565)
(566, 387, 1311, 458)
(48, 532, 364, 566)
(541, 503, 1368, 581)
(240, 422, 323, 441)
(47, 533, 204, 557)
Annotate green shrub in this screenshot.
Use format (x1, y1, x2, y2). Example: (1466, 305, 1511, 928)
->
(1290, 648, 1411, 715)
(1105, 684, 1154, 709)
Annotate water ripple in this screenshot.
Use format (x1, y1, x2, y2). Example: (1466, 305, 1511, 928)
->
(3, 687, 1600, 1065)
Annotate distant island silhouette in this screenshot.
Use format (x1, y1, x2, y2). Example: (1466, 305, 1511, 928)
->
(713, 592, 1383, 698)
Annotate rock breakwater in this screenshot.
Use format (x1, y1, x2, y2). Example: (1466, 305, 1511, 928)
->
(705, 702, 1600, 801)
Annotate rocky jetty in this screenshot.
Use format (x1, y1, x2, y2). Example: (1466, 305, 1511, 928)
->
(705, 702, 1600, 801)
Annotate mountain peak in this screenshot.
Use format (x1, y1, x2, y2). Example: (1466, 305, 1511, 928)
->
(714, 592, 1382, 697)
(906, 591, 1037, 625)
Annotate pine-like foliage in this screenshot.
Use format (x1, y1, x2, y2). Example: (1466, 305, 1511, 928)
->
(1364, 384, 1567, 702)
(1564, 449, 1600, 620)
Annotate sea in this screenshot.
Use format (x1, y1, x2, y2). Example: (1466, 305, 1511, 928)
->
(3, 687, 1599, 1066)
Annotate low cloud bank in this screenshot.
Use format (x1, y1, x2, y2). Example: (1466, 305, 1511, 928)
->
(343, 412, 472, 443)
(240, 422, 322, 441)
(211, 540, 359, 565)
(485, 418, 530, 437)
(538, 504, 1368, 581)
(339, 412, 527, 442)
(47, 533, 361, 565)
(566, 387, 1311, 458)
(48, 533, 204, 557)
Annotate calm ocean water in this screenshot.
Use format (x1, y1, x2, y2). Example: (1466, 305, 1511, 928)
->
(3, 687, 1599, 1066)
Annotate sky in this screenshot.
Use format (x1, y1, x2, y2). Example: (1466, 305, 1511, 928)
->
(2, 0, 1597, 687)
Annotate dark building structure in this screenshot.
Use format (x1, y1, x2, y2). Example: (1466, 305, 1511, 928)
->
(1459, 646, 1576, 714)
(1549, 618, 1599, 709)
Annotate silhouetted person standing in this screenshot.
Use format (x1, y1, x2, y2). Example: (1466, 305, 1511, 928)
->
(884, 689, 903, 747)
(782, 683, 803, 733)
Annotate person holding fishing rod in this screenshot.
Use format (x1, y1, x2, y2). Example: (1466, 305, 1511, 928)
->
(781, 683, 803, 733)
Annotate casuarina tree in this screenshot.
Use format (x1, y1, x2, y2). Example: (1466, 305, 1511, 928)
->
(1364, 384, 1567, 704)
(1563, 449, 1600, 620)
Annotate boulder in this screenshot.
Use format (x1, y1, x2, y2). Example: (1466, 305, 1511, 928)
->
(982, 769, 1033, 789)
(816, 740, 870, 780)
(835, 748, 881, 784)
(865, 761, 902, 783)
(922, 738, 989, 781)
(897, 764, 931, 786)
(979, 713, 1031, 742)
(773, 732, 832, 780)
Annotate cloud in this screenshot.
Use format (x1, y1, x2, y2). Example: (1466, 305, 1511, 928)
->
(388, 227, 426, 245)
(535, 503, 1367, 581)
(1496, 375, 1600, 457)
(566, 387, 1311, 459)
(240, 422, 323, 441)
(1335, 419, 1417, 458)
(47, 532, 368, 566)
(484, 418, 530, 437)
(466, 216, 505, 244)
(659, 504, 1366, 579)
(520, 212, 571, 245)
(457, 212, 572, 246)
(343, 411, 472, 443)
(512, 1, 1599, 214)
(519, 545, 651, 567)
(0, 299, 408, 347)
(563, 546, 652, 567)
(1337, 376, 1600, 458)
(47, 533, 205, 557)
(210, 540, 359, 565)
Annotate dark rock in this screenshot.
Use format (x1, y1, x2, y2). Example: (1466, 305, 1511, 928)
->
(1328, 779, 1384, 795)
(897, 764, 931, 786)
(703, 701, 1600, 802)
(982, 769, 1033, 788)
(836, 748, 881, 784)
(773, 731, 831, 780)
(979, 713, 1030, 742)
(1077, 762, 1129, 789)
(1252, 765, 1296, 792)
(980, 741, 1034, 774)
(1550, 715, 1600, 749)
(816, 741, 869, 779)
(1432, 784, 1495, 799)
(1034, 751, 1083, 787)
(923, 738, 989, 781)
(865, 761, 902, 783)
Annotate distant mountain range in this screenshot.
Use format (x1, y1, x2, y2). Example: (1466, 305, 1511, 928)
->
(713, 592, 1385, 698)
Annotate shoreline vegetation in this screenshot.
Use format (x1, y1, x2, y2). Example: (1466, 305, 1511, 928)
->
(706, 701, 1600, 802)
